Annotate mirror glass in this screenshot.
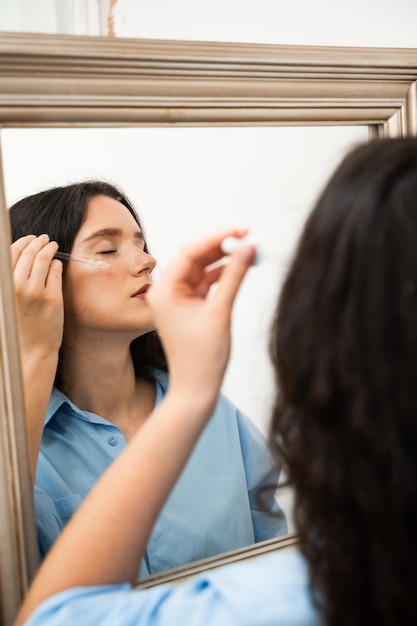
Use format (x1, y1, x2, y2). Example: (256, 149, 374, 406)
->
(1, 122, 368, 570)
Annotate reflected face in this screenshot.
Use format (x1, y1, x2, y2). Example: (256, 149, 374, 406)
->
(62, 194, 157, 341)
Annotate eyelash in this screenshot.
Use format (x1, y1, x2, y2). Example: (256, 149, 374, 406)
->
(98, 247, 147, 255)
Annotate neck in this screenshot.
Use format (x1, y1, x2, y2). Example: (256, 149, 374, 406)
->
(58, 337, 156, 441)
(58, 335, 139, 419)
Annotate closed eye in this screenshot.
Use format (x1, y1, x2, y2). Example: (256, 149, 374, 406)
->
(98, 249, 117, 254)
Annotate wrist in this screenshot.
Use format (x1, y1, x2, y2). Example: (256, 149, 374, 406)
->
(21, 347, 59, 377)
(164, 381, 218, 421)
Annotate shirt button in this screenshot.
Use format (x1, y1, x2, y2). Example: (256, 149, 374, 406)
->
(108, 436, 118, 446)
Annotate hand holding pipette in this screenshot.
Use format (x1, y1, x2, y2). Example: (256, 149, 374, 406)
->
(11, 234, 65, 478)
(221, 236, 279, 266)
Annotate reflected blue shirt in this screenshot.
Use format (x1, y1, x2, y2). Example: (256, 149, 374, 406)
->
(24, 550, 320, 626)
(35, 369, 287, 576)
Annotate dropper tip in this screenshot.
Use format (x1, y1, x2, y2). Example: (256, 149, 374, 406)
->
(221, 236, 260, 264)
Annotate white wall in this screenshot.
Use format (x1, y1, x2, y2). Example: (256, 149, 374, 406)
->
(2, 0, 417, 46)
(112, 0, 417, 48)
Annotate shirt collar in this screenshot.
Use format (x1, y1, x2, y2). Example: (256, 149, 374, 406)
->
(45, 388, 111, 427)
(45, 388, 72, 425)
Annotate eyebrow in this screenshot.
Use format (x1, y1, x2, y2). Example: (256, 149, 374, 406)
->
(81, 227, 144, 243)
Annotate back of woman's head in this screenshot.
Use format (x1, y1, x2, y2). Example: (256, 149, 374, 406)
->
(269, 137, 417, 625)
(9, 181, 167, 375)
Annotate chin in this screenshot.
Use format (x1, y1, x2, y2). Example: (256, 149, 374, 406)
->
(132, 322, 157, 337)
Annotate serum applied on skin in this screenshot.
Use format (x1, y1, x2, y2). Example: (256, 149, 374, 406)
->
(54, 251, 111, 269)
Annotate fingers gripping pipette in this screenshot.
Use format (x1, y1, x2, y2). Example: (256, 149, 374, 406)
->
(221, 236, 279, 266)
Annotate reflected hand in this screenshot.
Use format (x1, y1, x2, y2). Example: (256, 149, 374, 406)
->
(11, 234, 64, 355)
(146, 229, 255, 410)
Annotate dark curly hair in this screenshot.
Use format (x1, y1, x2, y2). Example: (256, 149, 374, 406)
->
(9, 180, 167, 380)
(269, 138, 417, 625)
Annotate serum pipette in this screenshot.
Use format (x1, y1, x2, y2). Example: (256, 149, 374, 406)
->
(54, 251, 110, 269)
(221, 236, 280, 266)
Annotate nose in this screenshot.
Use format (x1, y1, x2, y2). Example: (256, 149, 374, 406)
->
(129, 246, 157, 276)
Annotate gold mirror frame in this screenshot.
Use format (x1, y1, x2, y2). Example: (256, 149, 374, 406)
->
(0, 30, 416, 624)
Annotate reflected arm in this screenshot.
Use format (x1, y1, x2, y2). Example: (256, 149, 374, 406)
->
(15, 230, 255, 624)
(11, 235, 64, 479)
(21, 350, 59, 479)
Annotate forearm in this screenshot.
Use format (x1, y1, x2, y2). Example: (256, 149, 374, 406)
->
(22, 349, 58, 481)
(16, 389, 215, 625)
(11, 235, 64, 481)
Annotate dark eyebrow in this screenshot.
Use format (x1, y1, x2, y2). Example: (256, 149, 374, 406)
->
(81, 227, 144, 243)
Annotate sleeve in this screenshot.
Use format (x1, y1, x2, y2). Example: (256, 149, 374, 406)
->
(34, 486, 65, 559)
(235, 410, 288, 542)
(23, 552, 317, 626)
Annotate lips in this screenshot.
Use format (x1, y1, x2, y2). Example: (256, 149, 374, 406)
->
(131, 284, 151, 297)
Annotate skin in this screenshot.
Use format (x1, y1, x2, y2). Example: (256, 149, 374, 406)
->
(15, 229, 255, 626)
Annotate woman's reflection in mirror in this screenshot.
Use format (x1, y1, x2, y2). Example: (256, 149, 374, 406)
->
(9, 181, 287, 578)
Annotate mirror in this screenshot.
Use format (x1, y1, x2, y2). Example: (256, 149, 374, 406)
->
(1, 30, 416, 621)
(1, 123, 369, 433)
(0, 123, 369, 578)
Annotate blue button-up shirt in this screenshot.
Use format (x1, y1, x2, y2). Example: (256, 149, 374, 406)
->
(24, 550, 320, 626)
(35, 369, 287, 576)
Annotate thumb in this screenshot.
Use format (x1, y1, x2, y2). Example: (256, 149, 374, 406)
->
(214, 244, 256, 308)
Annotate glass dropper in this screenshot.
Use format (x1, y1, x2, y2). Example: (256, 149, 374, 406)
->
(54, 251, 110, 269)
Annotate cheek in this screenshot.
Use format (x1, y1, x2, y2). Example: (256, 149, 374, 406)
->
(63, 274, 108, 321)
(63, 260, 124, 326)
